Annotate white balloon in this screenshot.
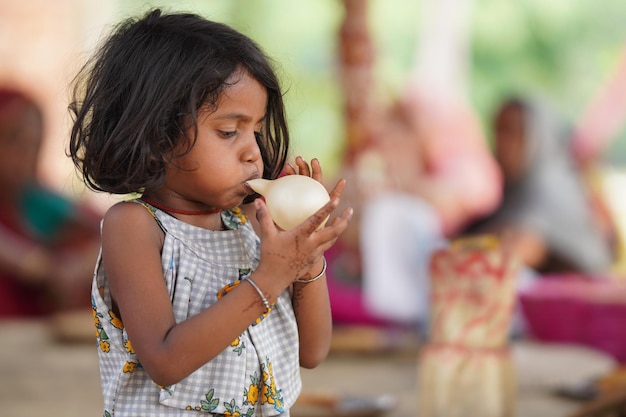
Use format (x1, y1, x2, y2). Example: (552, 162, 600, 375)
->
(248, 176, 330, 231)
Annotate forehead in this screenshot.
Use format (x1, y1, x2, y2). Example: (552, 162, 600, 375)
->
(204, 72, 267, 120)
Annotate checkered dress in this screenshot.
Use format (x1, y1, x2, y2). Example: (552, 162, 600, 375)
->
(92, 202, 301, 416)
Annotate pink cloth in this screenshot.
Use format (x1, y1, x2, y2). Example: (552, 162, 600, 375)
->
(325, 243, 390, 326)
(519, 275, 626, 363)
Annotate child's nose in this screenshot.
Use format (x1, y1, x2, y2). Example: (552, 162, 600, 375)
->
(243, 132, 261, 162)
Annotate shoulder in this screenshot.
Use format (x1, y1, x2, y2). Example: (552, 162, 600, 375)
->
(104, 200, 153, 224)
(102, 201, 164, 248)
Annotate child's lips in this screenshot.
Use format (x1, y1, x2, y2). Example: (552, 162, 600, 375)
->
(243, 182, 255, 195)
(243, 175, 260, 195)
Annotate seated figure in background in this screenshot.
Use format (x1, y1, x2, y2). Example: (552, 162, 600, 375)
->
(0, 87, 101, 320)
(462, 97, 616, 275)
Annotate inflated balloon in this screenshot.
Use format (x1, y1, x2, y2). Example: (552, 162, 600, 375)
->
(247, 176, 330, 231)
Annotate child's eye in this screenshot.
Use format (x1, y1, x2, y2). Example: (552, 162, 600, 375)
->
(219, 131, 237, 138)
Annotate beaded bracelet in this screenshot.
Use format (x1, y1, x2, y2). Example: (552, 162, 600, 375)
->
(294, 257, 327, 284)
(245, 277, 272, 314)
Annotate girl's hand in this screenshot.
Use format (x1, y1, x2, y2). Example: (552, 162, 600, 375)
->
(283, 155, 322, 182)
(253, 157, 353, 290)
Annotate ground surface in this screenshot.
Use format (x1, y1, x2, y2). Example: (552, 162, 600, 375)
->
(0, 319, 616, 417)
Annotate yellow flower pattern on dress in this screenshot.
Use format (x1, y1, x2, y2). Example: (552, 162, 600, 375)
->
(230, 336, 245, 356)
(260, 358, 284, 412)
(247, 384, 259, 405)
(224, 398, 254, 416)
(187, 389, 219, 413)
(109, 310, 124, 329)
(92, 295, 110, 353)
(99, 340, 110, 353)
(93, 293, 131, 357)
(123, 361, 137, 373)
(124, 339, 135, 354)
(244, 372, 261, 406)
(223, 207, 248, 229)
(187, 365, 275, 416)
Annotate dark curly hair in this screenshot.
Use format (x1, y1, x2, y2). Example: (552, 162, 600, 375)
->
(68, 9, 289, 198)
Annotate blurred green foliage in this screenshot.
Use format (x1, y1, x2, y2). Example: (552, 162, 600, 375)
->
(114, 0, 626, 173)
(471, 0, 626, 152)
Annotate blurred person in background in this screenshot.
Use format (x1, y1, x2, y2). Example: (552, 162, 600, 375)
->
(328, 0, 502, 331)
(461, 96, 617, 275)
(0, 87, 101, 325)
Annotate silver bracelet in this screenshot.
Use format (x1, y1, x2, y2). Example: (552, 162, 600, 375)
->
(294, 257, 327, 284)
(245, 277, 272, 313)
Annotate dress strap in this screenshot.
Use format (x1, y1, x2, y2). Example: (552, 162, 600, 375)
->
(132, 199, 167, 232)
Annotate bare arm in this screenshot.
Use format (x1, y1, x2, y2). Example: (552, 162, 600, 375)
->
(283, 157, 351, 368)
(291, 259, 332, 368)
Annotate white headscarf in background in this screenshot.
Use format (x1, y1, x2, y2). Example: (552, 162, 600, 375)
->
(470, 98, 613, 274)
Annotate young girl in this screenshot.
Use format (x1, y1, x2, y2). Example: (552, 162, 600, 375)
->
(68, 9, 352, 417)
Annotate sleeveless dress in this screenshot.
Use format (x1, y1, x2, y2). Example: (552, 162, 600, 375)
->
(92, 201, 301, 416)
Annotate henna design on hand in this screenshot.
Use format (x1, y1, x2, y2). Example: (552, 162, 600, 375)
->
(288, 235, 312, 278)
(304, 210, 329, 236)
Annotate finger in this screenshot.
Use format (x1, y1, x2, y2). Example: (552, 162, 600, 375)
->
(300, 197, 339, 235)
(320, 207, 354, 234)
(328, 178, 347, 200)
(254, 198, 278, 233)
(297, 180, 348, 236)
(302, 211, 352, 257)
(311, 158, 323, 182)
(295, 156, 311, 177)
(283, 162, 297, 176)
(337, 206, 354, 226)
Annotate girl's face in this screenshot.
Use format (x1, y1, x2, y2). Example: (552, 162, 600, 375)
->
(159, 71, 267, 211)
